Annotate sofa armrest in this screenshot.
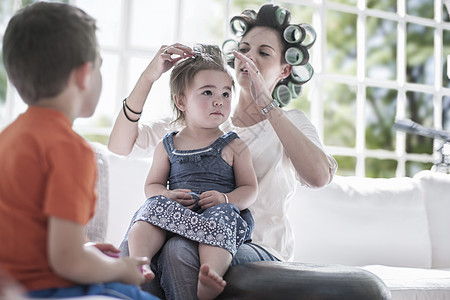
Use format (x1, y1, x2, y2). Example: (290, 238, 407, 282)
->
(85, 142, 110, 242)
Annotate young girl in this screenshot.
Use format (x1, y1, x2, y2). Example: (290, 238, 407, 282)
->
(124, 44, 258, 300)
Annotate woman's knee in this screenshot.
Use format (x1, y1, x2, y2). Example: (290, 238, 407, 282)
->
(159, 236, 199, 267)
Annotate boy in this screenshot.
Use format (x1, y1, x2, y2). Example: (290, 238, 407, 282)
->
(0, 3, 158, 299)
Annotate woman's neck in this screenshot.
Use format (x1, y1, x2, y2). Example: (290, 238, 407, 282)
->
(232, 92, 266, 127)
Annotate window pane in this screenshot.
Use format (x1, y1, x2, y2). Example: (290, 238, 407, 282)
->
(443, 30, 450, 88)
(229, 0, 266, 20)
(179, 0, 227, 46)
(365, 158, 397, 178)
(326, 10, 357, 76)
(76, 0, 123, 48)
(406, 161, 433, 177)
(365, 87, 397, 150)
(130, 0, 177, 48)
(0, 0, 14, 113)
(406, 0, 433, 19)
(367, 0, 396, 12)
(405, 91, 434, 154)
(334, 156, 356, 176)
(329, 0, 356, 6)
(280, 2, 313, 25)
(406, 23, 434, 86)
(74, 53, 120, 129)
(128, 56, 173, 122)
(445, 2, 450, 23)
(443, 96, 450, 131)
(366, 17, 396, 80)
(288, 84, 311, 118)
(323, 82, 356, 147)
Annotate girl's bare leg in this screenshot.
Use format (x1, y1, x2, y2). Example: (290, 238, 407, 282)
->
(197, 244, 232, 300)
(128, 221, 166, 282)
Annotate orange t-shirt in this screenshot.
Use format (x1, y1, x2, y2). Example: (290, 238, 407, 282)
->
(0, 106, 97, 291)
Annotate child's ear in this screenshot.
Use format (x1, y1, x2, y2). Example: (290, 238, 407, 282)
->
(280, 63, 292, 79)
(173, 94, 186, 111)
(74, 62, 92, 90)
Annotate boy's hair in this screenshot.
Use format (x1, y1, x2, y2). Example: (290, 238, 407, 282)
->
(169, 44, 234, 125)
(2, 2, 97, 104)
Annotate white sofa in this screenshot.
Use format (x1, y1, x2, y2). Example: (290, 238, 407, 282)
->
(89, 143, 450, 300)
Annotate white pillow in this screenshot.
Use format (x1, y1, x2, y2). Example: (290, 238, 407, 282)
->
(414, 170, 450, 268)
(289, 175, 432, 268)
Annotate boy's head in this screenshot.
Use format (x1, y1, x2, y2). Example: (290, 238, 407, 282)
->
(169, 44, 234, 125)
(3, 2, 98, 104)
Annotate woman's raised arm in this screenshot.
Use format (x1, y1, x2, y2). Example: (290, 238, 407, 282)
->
(108, 44, 194, 155)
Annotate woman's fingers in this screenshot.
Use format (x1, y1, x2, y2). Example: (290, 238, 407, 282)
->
(161, 43, 195, 60)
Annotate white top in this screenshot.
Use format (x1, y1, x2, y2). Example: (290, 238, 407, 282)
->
(132, 109, 337, 261)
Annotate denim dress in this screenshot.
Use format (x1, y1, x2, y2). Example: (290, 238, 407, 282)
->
(124, 131, 253, 256)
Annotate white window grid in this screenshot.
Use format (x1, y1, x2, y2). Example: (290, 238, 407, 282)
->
(1, 0, 449, 177)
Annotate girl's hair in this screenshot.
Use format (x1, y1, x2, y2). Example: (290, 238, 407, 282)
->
(3, 2, 97, 104)
(223, 4, 316, 106)
(169, 44, 234, 125)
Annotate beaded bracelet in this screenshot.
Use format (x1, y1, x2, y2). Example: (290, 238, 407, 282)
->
(122, 98, 142, 122)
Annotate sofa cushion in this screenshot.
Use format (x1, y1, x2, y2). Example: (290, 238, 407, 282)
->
(289, 176, 432, 268)
(414, 170, 450, 268)
(362, 265, 450, 300)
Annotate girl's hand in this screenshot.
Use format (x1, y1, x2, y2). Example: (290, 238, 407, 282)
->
(233, 50, 274, 108)
(142, 43, 195, 83)
(164, 188, 196, 209)
(198, 190, 227, 210)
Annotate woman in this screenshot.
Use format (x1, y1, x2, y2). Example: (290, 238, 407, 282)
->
(108, 4, 337, 299)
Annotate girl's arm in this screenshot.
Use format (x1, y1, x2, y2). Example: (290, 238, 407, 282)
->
(48, 216, 148, 286)
(108, 44, 194, 155)
(145, 142, 195, 209)
(199, 139, 258, 211)
(235, 51, 334, 188)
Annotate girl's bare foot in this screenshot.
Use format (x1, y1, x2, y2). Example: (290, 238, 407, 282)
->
(141, 264, 155, 282)
(197, 264, 226, 300)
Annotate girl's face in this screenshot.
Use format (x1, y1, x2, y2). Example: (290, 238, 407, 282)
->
(235, 26, 291, 93)
(175, 69, 233, 129)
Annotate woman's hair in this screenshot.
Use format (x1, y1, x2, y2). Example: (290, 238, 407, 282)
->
(169, 44, 234, 125)
(2, 2, 98, 104)
(223, 4, 316, 106)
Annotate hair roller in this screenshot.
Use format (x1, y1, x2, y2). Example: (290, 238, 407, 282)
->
(275, 7, 289, 25)
(222, 39, 239, 68)
(230, 16, 248, 37)
(283, 25, 306, 44)
(285, 47, 309, 66)
(273, 84, 292, 106)
(290, 62, 314, 84)
(299, 24, 317, 49)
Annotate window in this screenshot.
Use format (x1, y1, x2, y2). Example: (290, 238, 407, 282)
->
(1, 0, 449, 178)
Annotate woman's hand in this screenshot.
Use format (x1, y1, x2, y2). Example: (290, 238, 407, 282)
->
(164, 188, 196, 210)
(142, 43, 195, 83)
(233, 50, 274, 108)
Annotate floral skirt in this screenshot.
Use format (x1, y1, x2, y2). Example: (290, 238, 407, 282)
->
(131, 195, 251, 255)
